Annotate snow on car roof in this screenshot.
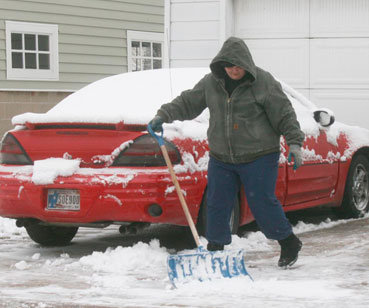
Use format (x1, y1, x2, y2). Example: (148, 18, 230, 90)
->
(12, 68, 210, 126)
(12, 67, 318, 138)
(12, 68, 211, 140)
(10, 67, 369, 151)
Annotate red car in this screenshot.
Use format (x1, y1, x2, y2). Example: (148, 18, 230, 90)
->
(1, 68, 368, 246)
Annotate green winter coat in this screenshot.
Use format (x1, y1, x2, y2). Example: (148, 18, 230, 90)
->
(157, 37, 305, 164)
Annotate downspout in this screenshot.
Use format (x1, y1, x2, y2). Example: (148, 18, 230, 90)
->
(164, 0, 174, 99)
(219, 0, 235, 46)
(164, 0, 171, 69)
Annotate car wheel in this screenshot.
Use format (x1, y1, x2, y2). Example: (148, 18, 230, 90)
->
(25, 224, 79, 246)
(341, 155, 369, 218)
(196, 190, 240, 236)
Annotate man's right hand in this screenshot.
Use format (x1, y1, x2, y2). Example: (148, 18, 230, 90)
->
(288, 144, 303, 170)
(148, 116, 164, 133)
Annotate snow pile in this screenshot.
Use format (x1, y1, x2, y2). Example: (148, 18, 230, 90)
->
(174, 151, 209, 173)
(90, 172, 136, 187)
(59, 215, 366, 306)
(0, 217, 26, 237)
(68, 239, 169, 288)
(32, 158, 81, 185)
(329, 122, 369, 159)
(14, 260, 31, 270)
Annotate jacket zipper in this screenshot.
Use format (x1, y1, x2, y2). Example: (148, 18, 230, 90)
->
(226, 97, 235, 162)
(219, 81, 235, 163)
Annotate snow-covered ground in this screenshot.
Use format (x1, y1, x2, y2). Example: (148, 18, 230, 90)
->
(1, 213, 368, 308)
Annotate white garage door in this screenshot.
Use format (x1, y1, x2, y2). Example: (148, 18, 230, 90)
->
(234, 0, 369, 128)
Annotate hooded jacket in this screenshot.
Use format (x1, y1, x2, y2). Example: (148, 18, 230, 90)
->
(156, 37, 305, 164)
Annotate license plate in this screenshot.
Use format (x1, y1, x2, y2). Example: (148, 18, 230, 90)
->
(47, 189, 80, 211)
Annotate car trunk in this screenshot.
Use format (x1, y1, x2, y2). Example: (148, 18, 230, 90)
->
(9, 123, 146, 168)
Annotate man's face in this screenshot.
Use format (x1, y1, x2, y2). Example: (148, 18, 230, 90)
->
(224, 66, 246, 80)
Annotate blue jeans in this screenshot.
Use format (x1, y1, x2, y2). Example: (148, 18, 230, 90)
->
(206, 153, 292, 245)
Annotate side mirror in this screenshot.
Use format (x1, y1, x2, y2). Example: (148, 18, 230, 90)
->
(313, 109, 335, 127)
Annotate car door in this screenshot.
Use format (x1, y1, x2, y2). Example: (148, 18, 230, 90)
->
(284, 131, 340, 206)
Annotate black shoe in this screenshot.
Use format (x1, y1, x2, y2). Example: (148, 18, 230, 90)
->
(278, 233, 302, 267)
(207, 242, 224, 251)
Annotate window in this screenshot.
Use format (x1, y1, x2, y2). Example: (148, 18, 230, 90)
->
(6, 21, 59, 80)
(127, 31, 164, 72)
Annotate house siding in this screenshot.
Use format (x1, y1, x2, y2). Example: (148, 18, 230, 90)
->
(0, 0, 164, 90)
(0, 0, 164, 136)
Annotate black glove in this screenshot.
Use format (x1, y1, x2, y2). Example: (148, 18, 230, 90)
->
(148, 115, 164, 133)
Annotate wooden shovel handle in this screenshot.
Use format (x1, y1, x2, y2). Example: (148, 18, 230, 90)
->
(160, 144, 201, 248)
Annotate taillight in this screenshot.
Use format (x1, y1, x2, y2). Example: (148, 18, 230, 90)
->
(0, 133, 32, 165)
(112, 135, 181, 167)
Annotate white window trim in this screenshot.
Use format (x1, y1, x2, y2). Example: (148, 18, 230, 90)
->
(127, 31, 164, 72)
(5, 21, 59, 81)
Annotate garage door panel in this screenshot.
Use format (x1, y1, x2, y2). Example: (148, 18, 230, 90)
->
(310, 89, 369, 128)
(246, 39, 309, 88)
(171, 59, 211, 68)
(170, 40, 219, 61)
(234, 0, 309, 38)
(311, 0, 369, 37)
(311, 38, 369, 88)
(171, 21, 219, 41)
(171, 2, 219, 22)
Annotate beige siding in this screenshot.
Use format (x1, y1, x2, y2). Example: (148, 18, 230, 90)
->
(0, 90, 71, 136)
(0, 0, 164, 91)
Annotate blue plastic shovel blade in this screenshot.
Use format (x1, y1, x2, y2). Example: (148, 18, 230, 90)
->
(167, 248, 252, 287)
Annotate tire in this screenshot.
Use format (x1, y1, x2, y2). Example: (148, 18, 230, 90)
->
(25, 224, 79, 246)
(340, 155, 369, 218)
(196, 190, 240, 236)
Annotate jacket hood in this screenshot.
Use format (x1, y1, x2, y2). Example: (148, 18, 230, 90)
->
(210, 37, 257, 83)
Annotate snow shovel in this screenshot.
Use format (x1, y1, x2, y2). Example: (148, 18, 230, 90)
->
(148, 125, 252, 287)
